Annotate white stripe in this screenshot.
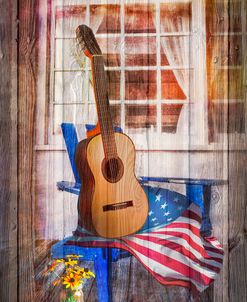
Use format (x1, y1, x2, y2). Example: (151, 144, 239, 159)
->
(203, 248, 224, 260)
(125, 236, 218, 280)
(127, 244, 206, 292)
(203, 239, 223, 250)
(165, 216, 201, 228)
(152, 227, 203, 248)
(137, 233, 223, 269)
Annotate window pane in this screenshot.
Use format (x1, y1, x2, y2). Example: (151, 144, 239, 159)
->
(53, 104, 97, 134)
(125, 105, 156, 129)
(161, 104, 183, 133)
(160, 37, 190, 66)
(54, 71, 87, 103)
(125, 71, 156, 100)
(160, 3, 191, 33)
(96, 37, 121, 66)
(55, 39, 86, 70)
(161, 70, 188, 100)
(125, 4, 156, 33)
(90, 5, 120, 34)
(110, 104, 121, 127)
(125, 37, 156, 66)
(107, 71, 120, 100)
(55, 5, 86, 37)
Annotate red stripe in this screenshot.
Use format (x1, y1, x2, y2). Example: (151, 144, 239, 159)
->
(135, 234, 220, 273)
(70, 228, 223, 264)
(65, 240, 201, 292)
(148, 230, 205, 256)
(204, 245, 224, 256)
(156, 222, 201, 237)
(181, 209, 202, 223)
(123, 238, 213, 286)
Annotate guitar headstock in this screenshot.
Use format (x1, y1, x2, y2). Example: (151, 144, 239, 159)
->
(76, 24, 102, 59)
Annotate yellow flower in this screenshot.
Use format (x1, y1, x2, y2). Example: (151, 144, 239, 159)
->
(62, 273, 81, 290)
(53, 279, 61, 286)
(73, 266, 95, 279)
(65, 258, 78, 267)
(56, 259, 65, 264)
(65, 254, 82, 259)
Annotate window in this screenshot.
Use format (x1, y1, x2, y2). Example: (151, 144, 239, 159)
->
(50, 0, 207, 149)
(207, 0, 247, 145)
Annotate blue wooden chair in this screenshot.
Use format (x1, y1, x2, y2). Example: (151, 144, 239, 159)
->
(51, 123, 226, 302)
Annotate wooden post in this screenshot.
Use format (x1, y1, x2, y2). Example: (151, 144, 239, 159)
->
(0, 1, 18, 301)
(18, 0, 38, 300)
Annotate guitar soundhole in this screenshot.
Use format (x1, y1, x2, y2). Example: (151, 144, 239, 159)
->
(101, 157, 124, 183)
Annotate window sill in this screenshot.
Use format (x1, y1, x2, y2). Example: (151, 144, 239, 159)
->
(34, 144, 247, 152)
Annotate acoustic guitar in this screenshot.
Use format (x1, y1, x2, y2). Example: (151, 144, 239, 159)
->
(75, 25, 148, 238)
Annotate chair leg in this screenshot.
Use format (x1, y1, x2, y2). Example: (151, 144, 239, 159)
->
(186, 184, 212, 236)
(94, 248, 112, 302)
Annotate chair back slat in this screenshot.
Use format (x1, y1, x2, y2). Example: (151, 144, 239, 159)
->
(61, 123, 81, 184)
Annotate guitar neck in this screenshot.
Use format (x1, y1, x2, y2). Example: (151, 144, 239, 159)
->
(91, 55, 118, 159)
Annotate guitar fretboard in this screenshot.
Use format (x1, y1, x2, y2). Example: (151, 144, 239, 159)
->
(92, 55, 118, 159)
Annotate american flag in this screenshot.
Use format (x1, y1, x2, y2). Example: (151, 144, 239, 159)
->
(64, 186, 224, 293)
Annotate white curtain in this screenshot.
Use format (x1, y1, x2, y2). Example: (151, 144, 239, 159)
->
(156, 11, 191, 134)
(159, 15, 190, 97)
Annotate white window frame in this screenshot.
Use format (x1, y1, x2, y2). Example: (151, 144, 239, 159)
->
(48, 0, 208, 151)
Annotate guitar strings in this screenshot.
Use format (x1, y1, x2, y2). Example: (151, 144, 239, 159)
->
(78, 34, 119, 181)
(93, 56, 119, 181)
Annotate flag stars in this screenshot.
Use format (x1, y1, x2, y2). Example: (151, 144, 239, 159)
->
(160, 202, 168, 209)
(148, 210, 154, 216)
(155, 194, 162, 202)
(151, 217, 158, 222)
(164, 211, 170, 216)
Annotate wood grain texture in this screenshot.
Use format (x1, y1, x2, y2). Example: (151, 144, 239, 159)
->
(0, 0, 18, 301)
(75, 132, 148, 238)
(0, 0, 246, 301)
(18, 0, 38, 300)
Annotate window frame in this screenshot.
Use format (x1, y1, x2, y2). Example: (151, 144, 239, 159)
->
(47, 0, 208, 150)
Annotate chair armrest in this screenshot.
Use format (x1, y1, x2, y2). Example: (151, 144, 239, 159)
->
(57, 181, 81, 195)
(139, 176, 227, 186)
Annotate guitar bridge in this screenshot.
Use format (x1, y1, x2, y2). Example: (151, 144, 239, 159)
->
(103, 200, 133, 212)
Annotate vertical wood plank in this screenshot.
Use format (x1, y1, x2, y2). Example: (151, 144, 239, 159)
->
(18, 0, 39, 300)
(227, 0, 246, 301)
(0, 0, 18, 301)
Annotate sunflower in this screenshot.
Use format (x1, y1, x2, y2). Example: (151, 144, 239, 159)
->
(73, 266, 95, 279)
(65, 258, 78, 267)
(63, 272, 81, 290)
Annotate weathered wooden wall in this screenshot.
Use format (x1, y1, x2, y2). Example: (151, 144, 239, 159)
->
(0, 1, 18, 301)
(0, 0, 246, 302)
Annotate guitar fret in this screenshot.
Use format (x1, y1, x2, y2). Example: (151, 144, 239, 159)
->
(92, 56, 118, 158)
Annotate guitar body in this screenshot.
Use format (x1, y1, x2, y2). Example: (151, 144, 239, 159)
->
(75, 132, 148, 238)
(75, 25, 148, 238)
